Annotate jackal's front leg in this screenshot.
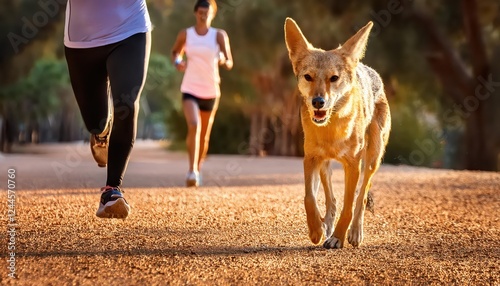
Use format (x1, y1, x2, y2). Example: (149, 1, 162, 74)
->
(304, 156, 324, 244)
(320, 160, 336, 239)
(324, 161, 361, 249)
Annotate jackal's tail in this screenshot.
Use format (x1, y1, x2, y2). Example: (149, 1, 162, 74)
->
(366, 191, 375, 214)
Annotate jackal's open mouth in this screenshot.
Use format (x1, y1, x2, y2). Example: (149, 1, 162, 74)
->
(312, 110, 328, 124)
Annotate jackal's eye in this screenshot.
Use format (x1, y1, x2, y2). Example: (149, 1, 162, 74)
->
(330, 75, 339, 82)
(304, 74, 313, 81)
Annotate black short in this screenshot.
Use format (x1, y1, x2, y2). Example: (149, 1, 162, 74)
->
(182, 93, 216, 112)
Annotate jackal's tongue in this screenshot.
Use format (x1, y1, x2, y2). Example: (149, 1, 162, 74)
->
(314, 110, 326, 118)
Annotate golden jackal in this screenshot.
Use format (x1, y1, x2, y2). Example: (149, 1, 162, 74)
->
(284, 18, 391, 248)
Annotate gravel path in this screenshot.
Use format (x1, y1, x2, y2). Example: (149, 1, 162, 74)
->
(1, 141, 499, 285)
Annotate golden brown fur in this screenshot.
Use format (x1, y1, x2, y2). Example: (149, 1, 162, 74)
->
(284, 18, 391, 248)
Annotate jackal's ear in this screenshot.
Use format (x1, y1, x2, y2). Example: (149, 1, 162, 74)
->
(339, 21, 373, 63)
(284, 18, 312, 71)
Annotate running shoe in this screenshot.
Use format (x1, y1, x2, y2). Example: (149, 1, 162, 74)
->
(186, 171, 199, 187)
(90, 102, 113, 168)
(96, 186, 130, 219)
(90, 133, 109, 167)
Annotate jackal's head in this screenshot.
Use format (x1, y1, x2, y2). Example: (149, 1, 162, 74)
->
(284, 18, 373, 126)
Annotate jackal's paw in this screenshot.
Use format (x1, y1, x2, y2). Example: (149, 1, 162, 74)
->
(323, 236, 343, 249)
(324, 223, 333, 240)
(309, 225, 325, 245)
(324, 217, 334, 239)
(347, 226, 363, 247)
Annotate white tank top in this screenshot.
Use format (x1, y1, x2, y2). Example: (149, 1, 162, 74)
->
(64, 0, 152, 49)
(181, 27, 221, 99)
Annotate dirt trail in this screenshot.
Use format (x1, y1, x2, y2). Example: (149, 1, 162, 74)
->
(1, 141, 499, 285)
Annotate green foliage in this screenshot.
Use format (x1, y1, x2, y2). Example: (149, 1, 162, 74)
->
(383, 75, 444, 167)
(0, 0, 65, 84)
(385, 102, 444, 167)
(208, 97, 250, 154)
(140, 53, 182, 139)
(142, 53, 180, 112)
(164, 107, 186, 148)
(0, 58, 69, 122)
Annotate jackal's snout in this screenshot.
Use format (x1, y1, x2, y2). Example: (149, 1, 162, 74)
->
(311, 95, 328, 124)
(312, 96, 325, 109)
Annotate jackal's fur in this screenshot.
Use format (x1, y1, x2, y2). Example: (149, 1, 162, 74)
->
(284, 18, 391, 248)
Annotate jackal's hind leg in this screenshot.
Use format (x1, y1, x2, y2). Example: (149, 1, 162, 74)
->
(324, 160, 361, 249)
(348, 101, 391, 247)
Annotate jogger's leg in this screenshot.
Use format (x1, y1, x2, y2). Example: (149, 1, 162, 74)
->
(198, 97, 219, 170)
(182, 99, 201, 173)
(64, 46, 110, 135)
(105, 32, 151, 187)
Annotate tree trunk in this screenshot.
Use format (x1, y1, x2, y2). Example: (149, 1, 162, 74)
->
(0, 110, 15, 153)
(412, 0, 499, 171)
(249, 110, 265, 156)
(483, 46, 500, 170)
(460, 0, 495, 170)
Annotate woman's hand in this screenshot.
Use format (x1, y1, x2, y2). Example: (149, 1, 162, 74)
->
(217, 30, 233, 71)
(218, 52, 226, 67)
(171, 29, 187, 72)
(175, 61, 186, 72)
(220, 59, 232, 70)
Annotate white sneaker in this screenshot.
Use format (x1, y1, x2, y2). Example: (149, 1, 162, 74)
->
(186, 171, 199, 187)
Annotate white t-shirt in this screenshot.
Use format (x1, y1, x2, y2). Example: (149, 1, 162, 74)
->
(64, 0, 152, 49)
(180, 27, 221, 99)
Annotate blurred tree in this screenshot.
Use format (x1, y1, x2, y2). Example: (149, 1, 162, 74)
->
(0, 0, 66, 151)
(140, 53, 179, 139)
(411, 0, 500, 170)
(0, 0, 65, 85)
(0, 58, 76, 151)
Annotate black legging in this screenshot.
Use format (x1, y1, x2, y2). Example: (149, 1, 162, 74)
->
(65, 32, 151, 187)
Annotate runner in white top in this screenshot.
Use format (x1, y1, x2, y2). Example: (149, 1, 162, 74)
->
(180, 26, 221, 99)
(171, 0, 233, 187)
(64, 0, 152, 218)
